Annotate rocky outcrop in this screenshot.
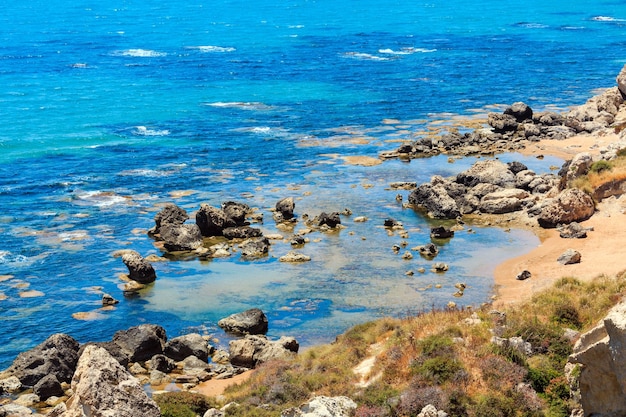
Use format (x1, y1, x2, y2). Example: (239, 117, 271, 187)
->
(409, 183, 461, 219)
(164, 333, 210, 362)
(537, 188, 595, 228)
(149, 203, 189, 236)
(33, 374, 64, 400)
(276, 197, 295, 221)
(239, 237, 271, 259)
(223, 226, 263, 240)
(229, 335, 299, 368)
(52, 345, 160, 417)
(281, 396, 357, 417)
(218, 308, 269, 335)
(195, 201, 253, 237)
(312, 212, 341, 228)
(569, 299, 626, 416)
(112, 324, 167, 362)
(456, 160, 516, 188)
(222, 201, 251, 226)
(1, 333, 80, 387)
(121, 250, 156, 284)
(160, 223, 204, 251)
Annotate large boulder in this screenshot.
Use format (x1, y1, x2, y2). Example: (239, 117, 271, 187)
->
(537, 188, 595, 228)
(218, 308, 269, 335)
(408, 183, 460, 219)
(121, 251, 156, 284)
(569, 299, 626, 416)
(229, 335, 298, 368)
(2, 333, 79, 386)
(54, 345, 160, 417)
(33, 374, 64, 401)
(504, 102, 533, 122)
(149, 203, 189, 235)
(240, 237, 270, 259)
(160, 223, 203, 251)
(456, 160, 516, 188)
(281, 396, 357, 417)
(313, 212, 341, 228)
(112, 324, 167, 362)
(164, 333, 209, 362)
(276, 197, 295, 221)
(487, 113, 518, 133)
(196, 204, 228, 237)
(566, 152, 593, 184)
(222, 201, 250, 226)
(479, 189, 531, 214)
(618, 64, 626, 97)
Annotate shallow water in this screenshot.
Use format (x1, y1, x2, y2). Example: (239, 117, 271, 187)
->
(1, 0, 625, 367)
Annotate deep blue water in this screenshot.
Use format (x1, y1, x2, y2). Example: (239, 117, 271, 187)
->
(0, 0, 625, 368)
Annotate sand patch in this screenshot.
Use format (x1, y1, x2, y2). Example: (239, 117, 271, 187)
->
(342, 156, 382, 166)
(192, 370, 255, 397)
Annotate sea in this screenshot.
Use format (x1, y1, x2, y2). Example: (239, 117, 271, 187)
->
(0, 0, 625, 368)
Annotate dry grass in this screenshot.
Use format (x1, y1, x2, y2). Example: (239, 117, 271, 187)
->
(573, 155, 626, 195)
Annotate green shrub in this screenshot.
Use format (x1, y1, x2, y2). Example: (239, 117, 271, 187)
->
(412, 356, 463, 383)
(472, 393, 516, 417)
(552, 303, 582, 329)
(589, 160, 612, 174)
(418, 335, 454, 357)
(154, 391, 216, 417)
(528, 364, 561, 393)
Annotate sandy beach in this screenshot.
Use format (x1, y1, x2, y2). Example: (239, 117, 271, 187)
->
(494, 125, 626, 305)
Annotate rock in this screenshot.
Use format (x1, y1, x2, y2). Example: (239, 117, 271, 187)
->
(0, 404, 34, 416)
(164, 333, 209, 362)
(488, 113, 518, 133)
(150, 354, 176, 374)
(279, 251, 311, 262)
(618, 64, 626, 97)
(276, 197, 295, 221)
(160, 223, 203, 251)
(456, 160, 516, 188)
(566, 152, 593, 184)
(112, 324, 167, 362)
(504, 102, 533, 122)
(196, 204, 228, 237)
(516, 270, 531, 281)
(430, 226, 454, 239)
(229, 335, 298, 368)
(238, 237, 269, 260)
(479, 189, 530, 214)
(121, 251, 156, 284)
(33, 374, 64, 400)
(507, 161, 529, 175)
(417, 243, 439, 258)
(537, 188, 595, 228)
(569, 299, 626, 416)
(102, 293, 119, 306)
(222, 226, 263, 240)
(432, 262, 449, 272)
(557, 249, 581, 265)
(222, 201, 250, 226)
(0, 376, 22, 393)
(80, 341, 130, 368)
(218, 308, 268, 335)
(408, 183, 460, 219)
(57, 345, 160, 417)
(416, 404, 443, 417)
(313, 212, 341, 228)
(290, 235, 306, 246)
(281, 396, 357, 417)
(149, 203, 188, 235)
(3, 333, 79, 387)
(557, 222, 591, 239)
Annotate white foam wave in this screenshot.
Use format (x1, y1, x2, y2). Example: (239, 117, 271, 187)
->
(342, 52, 390, 61)
(0, 251, 42, 268)
(119, 168, 174, 178)
(133, 126, 171, 136)
(379, 47, 437, 55)
(189, 45, 236, 53)
(205, 101, 276, 111)
(114, 49, 167, 58)
(73, 191, 131, 208)
(516, 22, 549, 29)
(592, 16, 626, 22)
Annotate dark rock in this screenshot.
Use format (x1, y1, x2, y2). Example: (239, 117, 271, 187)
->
(516, 270, 531, 281)
(150, 354, 176, 374)
(160, 223, 203, 251)
(417, 243, 439, 258)
(408, 183, 460, 219)
(504, 102, 533, 122)
(558, 222, 591, 239)
(240, 237, 270, 259)
(149, 203, 188, 235)
(223, 226, 263, 239)
(121, 251, 156, 284)
(537, 188, 595, 228)
(314, 212, 341, 228)
(507, 161, 529, 175)
(488, 113, 518, 133)
(196, 204, 227, 237)
(112, 324, 167, 362)
(430, 226, 454, 239)
(534, 111, 565, 126)
(4, 333, 79, 386)
(290, 235, 306, 246)
(33, 374, 64, 400)
(164, 333, 209, 362)
(557, 249, 581, 265)
(102, 293, 119, 306)
(218, 308, 268, 335)
(222, 201, 250, 226)
(276, 197, 295, 221)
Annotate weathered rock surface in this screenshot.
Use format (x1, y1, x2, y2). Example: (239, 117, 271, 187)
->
(52, 345, 160, 417)
(222, 201, 250, 226)
(33, 374, 64, 400)
(2, 333, 79, 387)
(557, 249, 582, 265)
(112, 324, 167, 362)
(239, 237, 271, 259)
(223, 226, 263, 240)
(281, 396, 357, 417)
(457, 160, 516, 188)
(276, 197, 296, 221)
(160, 223, 204, 251)
(196, 204, 228, 237)
(229, 335, 298, 368)
(537, 188, 595, 228)
(279, 251, 311, 262)
(149, 203, 189, 236)
(569, 299, 626, 416)
(218, 308, 269, 335)
(408, 183, 461, 219)
(479, 189, 531, 214)
(121, 250, 156, 284)
(313, 212, 341, 228)
(558, 222, 592, 239)
(430, 226, 454, 239)
(164, 333, 209, 362)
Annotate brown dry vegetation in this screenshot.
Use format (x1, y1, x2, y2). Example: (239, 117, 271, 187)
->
(572, 153, 626, 196)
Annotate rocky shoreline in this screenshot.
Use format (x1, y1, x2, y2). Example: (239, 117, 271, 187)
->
(3, 66, 626, 416)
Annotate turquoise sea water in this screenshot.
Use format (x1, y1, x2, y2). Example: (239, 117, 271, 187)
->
(1, 0, 625, 368)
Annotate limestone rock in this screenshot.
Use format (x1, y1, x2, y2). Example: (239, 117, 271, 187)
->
(3, 333, 79, 386)
(456, 160, 516, 188)
(149, 203, 188, 235)
(150, 354, 176, 374)
(229, 335, 298, 368)
(281, 396, 357, 417)
(58, 345, 160, 417)
(408, 183, 460, 219)
(218, 308, 268, 335)
(276, 197, 295, 221)
(112, 324, 167, 362)
(479, 189, 530, 214)
(537, 188, 595, 228)
(160, 223, 203, 251)
(313, 212, 341, 228)
(566, 152, 593, 184)
(516, 270, 531, 281)
(121, 251, 156, 284)
(222, 226, 263, 240)
(279, 251, 311, 262)
(557, 249, 581, 265)
(487, 113, 518, 133)
(569, 299, 626, 416)
(617, 63, 626, 97)
(222, 201, 250, 226)
(557, 222, 591, 239)
(164, 333, 209, 362)
(430, 226, 454, 239)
